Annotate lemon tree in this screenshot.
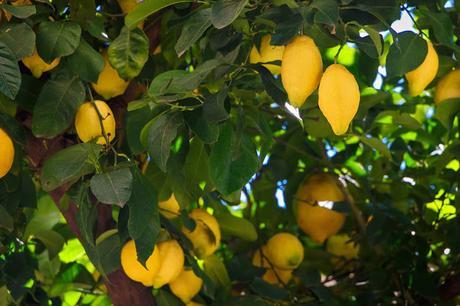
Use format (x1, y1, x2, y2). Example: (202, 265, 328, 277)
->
(1, 0, 460, 305)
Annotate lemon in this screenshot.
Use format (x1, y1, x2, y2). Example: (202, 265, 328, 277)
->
(265, 233, 304, 270)
(435, 69, 460, 104)
(169, 268, 203, 303)
(159, 194, 180, 219)
(186, 302, 204, 306)
(281, 35, 323, 108)
(117, 0, 139, 14)
(318, 64, 360, 135)
(262, 268, 292, 287)
(0, 128, 14, 179)
(182, 209, 221, 258)
(120, 240, 161, 286)
(405, 40, 439, 96)
(249, 35, 284, 75)
(75, 100, 116, 145)
(326, 234, 359, 260)
(22, 49, 60, 78)
(91, 53, 130, 100)
(252, 245, 270, 268)
(152, 240, 185, 288)
(296, 174, 346, 244)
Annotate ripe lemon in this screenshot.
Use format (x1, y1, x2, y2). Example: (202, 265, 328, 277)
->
(296, 173, 345, 202)
(159, 194, 180, 219)
(249, 35, 284, 75)
(318, 64, 360, 135)
(281, 35, 323, 108)
(169, 268, 203, 303)
(0, 128, 14, 179)
(182, 209, 221, 258)
(262, 268, 292, 287)
(265, 233, 304, 270)
(152, 240, 185, 288)
(405, 41, 439, 96)
(435, 69, 460, 104)
(252, 245, 270, 268)
(326, 234, 359, 260)
(22, 49, 60, 78)
(186, 302, 204, 306)
(75, 100, 116, 145)
(120, 240, 161, 286)
(91, 53, 130, 100)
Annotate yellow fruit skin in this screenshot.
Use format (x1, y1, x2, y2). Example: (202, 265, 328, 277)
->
(262, 268, 292, 287)
(296, 173, 344, 202)
(326, 234, 359, 260)
(182, 209, 221, 258)
(117, 0, 139, 14)
(159, 194, 180, 219)
(252, 245, 270, 268)
(405, 41, 439, 97)
(281, 36, 323, 108)
(22, 49, 60, 78)
(152, 240, 185, 288)
(186, 302, 204, 306)
(265, 233, 304, 270)
(318, 64, 360, 135)
(435, 69, 460, 104)
(91, 54, 130, 100)
(0, 128, 14, 179)
(75, 100, 116, 145)
(120, 240, 161, 286)
(169, 269, 203, 303)
(250, 35, 284, 75)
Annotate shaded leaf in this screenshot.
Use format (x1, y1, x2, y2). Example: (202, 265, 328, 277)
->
(211, 0, 248, 29)
(386, 31, 427, 77)
(36, 21, 81, 63)
(90, 168, 133, 207)
(175, 8, 212, 57)
(66, 39, 104, 83)
(0, 23, 35, 59)
(0, 42, 21, 99)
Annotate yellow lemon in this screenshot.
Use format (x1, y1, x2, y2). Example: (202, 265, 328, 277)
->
(252, 245, 270, 268)
(265, 233, 304, 270)
(249, 35, 284, 75)
(405, 41, 439, 96)
(186, 302, 204, 306)
(22, 49, 60, 78)
(75, 100, 116, 145)
(318, 64, 360, 135)
(120, 240, 161, 286)
(182, 209, 221, 258)
(169, 268, 203, 303)
(281, 35, 323, 108)
(326, 234, 360, 260)
(435, 69, 460, 104)
(262, 268, 292, 287)
(296, 173, 345, 202)
(159, 194, 180, 219)
(0, 128, 14, 178)
(152, 240, 185, 288)
(91, 53, 130, 100)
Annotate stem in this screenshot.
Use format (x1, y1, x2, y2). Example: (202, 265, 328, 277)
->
(337, 180, 367, 235)
(87, 85, 111, 147)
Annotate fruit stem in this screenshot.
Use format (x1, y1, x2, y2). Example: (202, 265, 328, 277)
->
(86, 85, 111, 148)
(334, 44, 345, 64)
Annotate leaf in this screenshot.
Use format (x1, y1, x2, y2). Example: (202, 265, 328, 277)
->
(184, 138, 212, 197)
(175, 8, 212, 57)
(0, 4, 36, 18)
(250, 278, 289, 300)
(374, 110, 421, 130)
(310, 0, 339, 26)
(386, 31, 427, 77)
(108, 27, 149, 80)
(209, 122, 259, 195)
(154, 289, 183, 306)
(0, 206, 13, 232)
(145, 112, 183, 172)
(36, 21, 82, 63)
(69, 182, 97, 246)
(31, 76, 85, 138)
(66, 39, 104, 83)
(90, 168, 133, 207)
(184, 108, 219, 144)
(363, 25, 383, 56)
(420, 9, 453, 46)
(203, 89, 229, 123)
(90, 231, 121, 274)
(40, 143, 102, 192)
(215, 212, 258, 241)
(34, 230, 65, 259)
(203, 254, 231, 288)
(252, 64, 287, 103)
(0, 42, 21, 99)
(211, 0, 248, 29)
(359, 136, 392, 160)
(125, 0, 193, 29)
(0, 23, 35, 59)
(127, 168, 160, 265)
(435, 98, 460, 129)
(0, 93, 16, 116)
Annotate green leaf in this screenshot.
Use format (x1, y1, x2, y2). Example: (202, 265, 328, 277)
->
(69, 182, 97, 246)
(69, 0, 96, 27)
(145, 112, 183, 172)
(66, 39, 104, 83)
(175, 8, 212, 57)
(0, 23, 35, 59)
(0, 4, 36, 18)
(184, 108, 219, 144)
(24, 195, 62, 238)
(91, 231, 121, 274)
(302, 107, 334, 138)
(90, 168, 133, 207)
(203, 90, 229, 123)
(374, 110, 421, 130)
(0, 42, 21, 99)
(250, 278, 289, 300)
(420, 9, 453, 46)
(31, 76, 85, 138)
(34, 230, 65, 259)
(386, 31, 427, 77)
(0, 93, 16, 116)
(108, 26, 149, 80)
(154, 289, 184, 306)
(209, 122, 259, 195)
(125, 0, 193, 29)
(435, 98, 460, 128)
(0, 206, 13, 232)
(252, 64, 287, 103)
(211, 0, 248, 29)
(40, 143, 102, 192)
(310, 0, 339, 26)
(215, 212, 258, 241)
(127, 168, 160, 265)
(36, 21, 82, 63)
(363, 25, 383, 56)
(184, 138, 212, 197)
(359, 136, 392, 160)
(203, 254, 231, 288)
